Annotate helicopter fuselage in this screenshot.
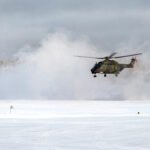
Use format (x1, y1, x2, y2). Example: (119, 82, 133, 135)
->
(91, 59, 135, 77)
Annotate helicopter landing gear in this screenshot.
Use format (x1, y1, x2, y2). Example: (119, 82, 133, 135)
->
(94, 74, 97, 78)
(115, 74, 118, 77)
(104, 74, 107, 77)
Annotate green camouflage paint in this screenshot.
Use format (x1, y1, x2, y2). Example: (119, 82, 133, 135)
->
(93, 58, 136, 75)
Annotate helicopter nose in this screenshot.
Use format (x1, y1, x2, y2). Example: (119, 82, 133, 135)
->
(91, 68, 95, 74)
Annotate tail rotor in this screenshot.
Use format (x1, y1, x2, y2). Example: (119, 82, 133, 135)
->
(130, 57, 137, 68)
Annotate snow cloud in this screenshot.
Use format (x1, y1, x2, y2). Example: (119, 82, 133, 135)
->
(0, 33, 149, 100)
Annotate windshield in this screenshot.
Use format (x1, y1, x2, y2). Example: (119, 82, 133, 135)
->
(92, 62, 102, 72)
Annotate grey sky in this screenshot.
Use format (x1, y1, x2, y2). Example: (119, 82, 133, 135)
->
(1, 0, 150, 57)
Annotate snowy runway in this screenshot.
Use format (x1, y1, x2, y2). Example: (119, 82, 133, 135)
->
(0, 100, 150, 150)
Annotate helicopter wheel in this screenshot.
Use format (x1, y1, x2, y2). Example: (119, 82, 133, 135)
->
(104, 74, 106, 77)
(94, 74, 97, 78)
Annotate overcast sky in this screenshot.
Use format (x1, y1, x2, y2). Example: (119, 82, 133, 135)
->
(1, 0, 150, 57)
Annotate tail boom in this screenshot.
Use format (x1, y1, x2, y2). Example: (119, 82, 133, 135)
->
(119, 58, 136, 71)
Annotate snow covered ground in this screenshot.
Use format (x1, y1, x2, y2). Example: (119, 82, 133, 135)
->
(0, 100, 150, 150)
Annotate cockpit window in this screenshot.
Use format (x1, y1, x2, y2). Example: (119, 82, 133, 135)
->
(97, 62, 102, 67)
(92, 62, 102, 70)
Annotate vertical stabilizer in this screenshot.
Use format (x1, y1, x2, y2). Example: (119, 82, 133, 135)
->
(129, 58, 136, 68)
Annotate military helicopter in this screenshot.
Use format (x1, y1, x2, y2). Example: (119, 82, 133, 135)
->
(75, 52, 142, 77)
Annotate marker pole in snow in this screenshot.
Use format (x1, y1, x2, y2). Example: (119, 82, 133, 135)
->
(10, 105, 14, 114)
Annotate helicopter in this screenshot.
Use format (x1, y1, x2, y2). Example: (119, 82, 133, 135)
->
(75, 52, 142, 77)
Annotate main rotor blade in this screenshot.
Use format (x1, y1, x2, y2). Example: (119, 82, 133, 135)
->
(108, 52, 117, 58)
(112, 53, 142, 59)
(75, 56, 105, 59)
(75, 53, 142, 60)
